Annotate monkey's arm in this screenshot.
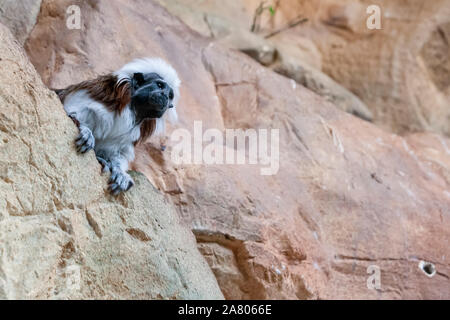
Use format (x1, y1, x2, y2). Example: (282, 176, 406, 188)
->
(67, 108, 96, 154)
(62, 91, 113, 154)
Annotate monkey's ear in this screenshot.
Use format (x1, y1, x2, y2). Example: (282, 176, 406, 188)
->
(133, 73, 145, 86)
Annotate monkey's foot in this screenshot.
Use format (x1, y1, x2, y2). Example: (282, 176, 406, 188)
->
(109, 170, 134, 195)
(76, 126, 95, 153)
(96, 156, 111, 173)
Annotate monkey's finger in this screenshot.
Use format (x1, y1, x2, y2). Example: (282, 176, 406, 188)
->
(75, 137, 86, 146)
(115, 174, 125, 186)
(79, 145, 91, 153)
(109, 183, 122, 195)
(109, 172, 118, 183)
(108, 183, 118, 192)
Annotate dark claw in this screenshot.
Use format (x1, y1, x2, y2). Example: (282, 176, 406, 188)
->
(125, 180, 134, 191)
(109, 183, 119, 193)
(80, 145, 89, 153)
(109, 172, 118, 183)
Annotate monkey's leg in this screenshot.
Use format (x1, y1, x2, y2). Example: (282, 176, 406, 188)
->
(75, 125, 95, 153)
(96, 156, 111, 173)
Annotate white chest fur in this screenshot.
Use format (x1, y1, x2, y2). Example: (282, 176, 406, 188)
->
(63, 89, 141, 159)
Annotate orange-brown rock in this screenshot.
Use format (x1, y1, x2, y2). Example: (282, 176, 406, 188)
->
(252, 0, 450, 136)
(156, 0, 374, 121)
(26, 0, 450, 299)
(158, 0, 450, 136)
(305, 0, 450, 136)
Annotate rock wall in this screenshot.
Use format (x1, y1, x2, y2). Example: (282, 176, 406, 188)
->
(295, 0, 450, 136)
(157, 0, 450, 137)
(0, 23, 223, 300)
(156, 0, 374, 122)
(23, 0, 450, 299)
(254, 0, 450, 136)
(0, 0, 42, 44)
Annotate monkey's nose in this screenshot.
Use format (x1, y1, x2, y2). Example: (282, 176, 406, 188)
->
(150, 92, 169, 106)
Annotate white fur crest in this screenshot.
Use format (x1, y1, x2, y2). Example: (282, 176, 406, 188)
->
(114, 57, 180, 131)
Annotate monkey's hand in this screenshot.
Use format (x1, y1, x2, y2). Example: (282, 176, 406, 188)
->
(109, 169, 134, 195)
(76, 126, 95, 154)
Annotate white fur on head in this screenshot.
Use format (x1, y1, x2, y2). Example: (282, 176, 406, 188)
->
(114, 58, 181, 134)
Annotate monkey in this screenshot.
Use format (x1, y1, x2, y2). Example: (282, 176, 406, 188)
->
(54, 58, 180, 195)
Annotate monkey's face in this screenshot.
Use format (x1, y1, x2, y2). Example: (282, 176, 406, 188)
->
(130, 72, 175, 120)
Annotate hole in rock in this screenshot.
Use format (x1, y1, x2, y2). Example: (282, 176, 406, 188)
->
(419, 261, 436, 278)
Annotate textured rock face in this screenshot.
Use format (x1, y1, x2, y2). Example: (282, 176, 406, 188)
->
(272, 59, 373, 121)
(158, 0, 450, 136)
(25, 0, 450, 299)
(312, 0, 450, 136)
(269, 0, 450, 136)
(0, 0, 42, 44)
(0, 24, 223, 300)
(156, 0, 373, 122)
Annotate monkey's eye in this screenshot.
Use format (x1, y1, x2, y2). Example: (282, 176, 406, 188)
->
(169, 91, 174, 100)
(156, 81, 165, 89)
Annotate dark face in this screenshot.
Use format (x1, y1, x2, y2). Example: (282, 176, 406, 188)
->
(130, 72, 174, 121)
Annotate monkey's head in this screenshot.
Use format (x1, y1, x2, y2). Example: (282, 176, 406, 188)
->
(131, 72, 175, 120)
(115, 58, 181, 130)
